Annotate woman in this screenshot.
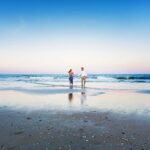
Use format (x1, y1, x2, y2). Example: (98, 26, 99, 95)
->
(68, 69, 74, 88)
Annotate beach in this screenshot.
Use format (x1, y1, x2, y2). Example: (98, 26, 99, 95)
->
(1, 105, 150, 150)
(0, 74, 150, 150)
(1, 0, 150, 149)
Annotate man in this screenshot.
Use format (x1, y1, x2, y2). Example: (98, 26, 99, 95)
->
(80, 67, 87, 87)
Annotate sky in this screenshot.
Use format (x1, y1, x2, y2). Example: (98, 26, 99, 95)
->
(0, 0, 150, 74)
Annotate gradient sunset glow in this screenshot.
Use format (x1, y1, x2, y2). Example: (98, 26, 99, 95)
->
(0, 0, 150, 74)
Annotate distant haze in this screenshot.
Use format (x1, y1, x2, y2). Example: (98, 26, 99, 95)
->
(0, 0, 150, 74)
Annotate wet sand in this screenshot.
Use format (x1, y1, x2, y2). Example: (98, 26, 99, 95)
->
(0, 89, 150, 150)
(0, 109, 150, 149)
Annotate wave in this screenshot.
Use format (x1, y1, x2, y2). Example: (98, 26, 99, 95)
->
(0, 74, 150, 83)
(115, 76, 150, 80)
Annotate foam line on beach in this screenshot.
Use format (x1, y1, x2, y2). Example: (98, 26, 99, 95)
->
(0, 85, 138, 94)
(0, 86, 106, 96)
(16, 88, 81, 95)
(32, 82, 137, 91)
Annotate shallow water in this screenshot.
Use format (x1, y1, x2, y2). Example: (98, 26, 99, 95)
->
(0, 74, 150, 116)
(0, 88, 150, 117)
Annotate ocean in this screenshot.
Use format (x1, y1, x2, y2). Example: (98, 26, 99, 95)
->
(0, 74, 150, 93)
(0, 74, 150, 83)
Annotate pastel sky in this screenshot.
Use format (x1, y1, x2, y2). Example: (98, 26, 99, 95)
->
(0, 0, 150, 74)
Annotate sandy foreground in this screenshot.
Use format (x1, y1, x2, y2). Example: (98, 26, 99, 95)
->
(0, 108, 150, 150)
(0, 88, 150, 150)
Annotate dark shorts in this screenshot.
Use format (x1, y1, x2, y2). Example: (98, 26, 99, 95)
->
(69, 76, 73, 84)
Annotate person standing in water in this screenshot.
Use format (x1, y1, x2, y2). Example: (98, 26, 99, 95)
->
(80, 67, 87, 87)
(68, 69, 74, 88)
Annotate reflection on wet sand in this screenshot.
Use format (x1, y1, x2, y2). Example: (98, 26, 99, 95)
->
(1, 87, 150, 115)
(68, 87, 74, 104)
(81, 90, 86, 105)
(68, 88, 87, 106)
(68, 93, 74, 103)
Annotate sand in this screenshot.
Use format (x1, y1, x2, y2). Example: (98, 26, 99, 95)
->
(0, 109, 150, 149)
(0, 89, 150, 150)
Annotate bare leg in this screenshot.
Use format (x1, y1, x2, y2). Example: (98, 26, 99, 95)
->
(81, 78, 84, 87)
(84, 79, 86, 87)
(70, 83, 73, 88)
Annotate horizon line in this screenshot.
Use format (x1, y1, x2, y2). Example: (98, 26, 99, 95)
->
(0, 73, 150, 75)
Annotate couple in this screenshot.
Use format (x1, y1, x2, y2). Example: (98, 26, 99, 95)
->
(68, 67, 87, 88)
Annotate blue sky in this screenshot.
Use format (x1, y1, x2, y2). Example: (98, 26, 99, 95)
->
(0, 0, 150, 74)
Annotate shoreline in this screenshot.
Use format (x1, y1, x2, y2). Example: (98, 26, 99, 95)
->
(0, 83, 150, 150)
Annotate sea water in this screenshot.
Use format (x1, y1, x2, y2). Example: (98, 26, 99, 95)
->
(0, 74, 150, 113)
(0, 74, 150, 92)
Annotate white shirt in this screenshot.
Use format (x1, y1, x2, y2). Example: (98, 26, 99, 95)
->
(80, 71, 87, 77)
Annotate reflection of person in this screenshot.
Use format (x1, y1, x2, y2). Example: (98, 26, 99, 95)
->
(68, 93, 73, 103)
(68, 69, 74, 88)
(81, 91, 86, 105)
(80, 67, 87, 87)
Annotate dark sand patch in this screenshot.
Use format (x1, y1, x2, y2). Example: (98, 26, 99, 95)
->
(0, 109, 150, 150)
